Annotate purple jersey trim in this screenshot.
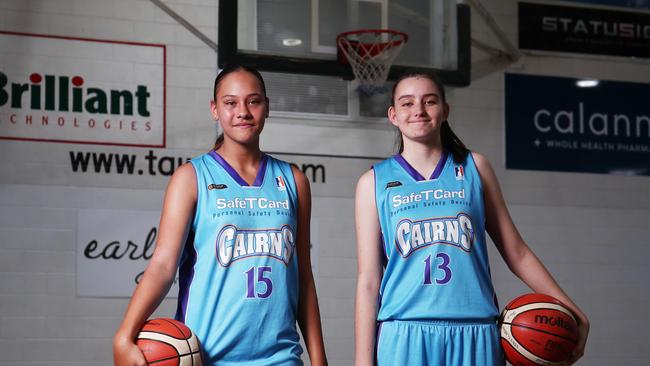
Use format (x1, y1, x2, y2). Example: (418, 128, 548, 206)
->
(393, 152, 448, 181)
(371, 166, 390, 265)
(208, 150, 268, 187)
(430, 152, 448, 179)
(380, 233, 389, 265)
(375, 321, 383, 361)
(252, 153, 268, 186)
(175, 230, 197, 323)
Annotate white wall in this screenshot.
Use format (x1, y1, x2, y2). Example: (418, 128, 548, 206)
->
(1, 0, 649, 365)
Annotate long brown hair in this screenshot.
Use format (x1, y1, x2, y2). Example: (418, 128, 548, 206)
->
(391, 72, 469, 163)
(212, 64, 268, 150)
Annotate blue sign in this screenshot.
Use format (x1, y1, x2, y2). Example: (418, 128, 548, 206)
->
(505, 73, 650, 176)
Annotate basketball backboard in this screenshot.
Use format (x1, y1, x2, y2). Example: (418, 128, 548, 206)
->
(219, 0, 470, 87)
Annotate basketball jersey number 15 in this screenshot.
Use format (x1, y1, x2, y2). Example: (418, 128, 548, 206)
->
(245, 266, 273, 298)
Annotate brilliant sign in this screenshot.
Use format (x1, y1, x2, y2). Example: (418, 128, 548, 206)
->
(0, 31, 165, 147)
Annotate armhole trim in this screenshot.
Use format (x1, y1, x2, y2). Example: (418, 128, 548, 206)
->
(371, 166, 389, 262)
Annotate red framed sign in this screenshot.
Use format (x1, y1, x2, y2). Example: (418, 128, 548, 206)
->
(0, 31, 166, 147)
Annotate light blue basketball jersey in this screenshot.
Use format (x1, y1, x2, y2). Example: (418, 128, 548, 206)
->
(374, 152, 499, 321)
(175, 151, 302, 366)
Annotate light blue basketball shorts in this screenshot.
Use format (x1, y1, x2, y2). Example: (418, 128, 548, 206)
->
(376, 320, 505, 366)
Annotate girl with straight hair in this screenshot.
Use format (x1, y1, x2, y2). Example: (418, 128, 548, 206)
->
(114, 64, 328, 366)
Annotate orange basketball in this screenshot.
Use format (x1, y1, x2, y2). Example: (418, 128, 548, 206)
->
(136, 318, 203, 366)
(499, 293, 578, 366)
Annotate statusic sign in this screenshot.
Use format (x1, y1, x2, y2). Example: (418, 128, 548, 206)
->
(0, 31, 165, 147)
(76, 209, 178, 297)
(505, 73, 650, 176)
(519, 2, 650, 58)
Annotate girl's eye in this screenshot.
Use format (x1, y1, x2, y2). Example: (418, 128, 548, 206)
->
(224, 100, 236, 106)
(401, 102, 413, 107)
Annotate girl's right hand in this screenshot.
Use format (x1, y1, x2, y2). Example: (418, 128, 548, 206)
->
(113, 335, 147, 366)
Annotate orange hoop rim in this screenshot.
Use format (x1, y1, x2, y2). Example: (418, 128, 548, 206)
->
(336, 29, 409, 48)
(336, 29, 409, 95)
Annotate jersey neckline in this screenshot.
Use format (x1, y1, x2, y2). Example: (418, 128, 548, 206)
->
(392, 152, 448, 182)
(208, 150, 268, 187)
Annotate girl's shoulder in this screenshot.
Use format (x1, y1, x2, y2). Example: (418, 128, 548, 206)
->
(263, 154, 309, 193)
(358, 168, 375, 185)
(468, 151, 500, 188)
(469, 151, 490, 172)
(263, 153, 293, 170)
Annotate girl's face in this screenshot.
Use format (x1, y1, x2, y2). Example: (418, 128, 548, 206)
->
(388, 76, 449, 147)
(211, 70, 268, 147)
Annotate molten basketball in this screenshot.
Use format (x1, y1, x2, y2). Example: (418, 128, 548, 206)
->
(499, 293, 578, 366)
(136, 318, 203, 366)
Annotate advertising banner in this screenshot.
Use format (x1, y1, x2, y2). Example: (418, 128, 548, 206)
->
(505, 73, 650, 175)
(76, 208, 174, 297)
(0, 31, 166, 147)
(519, 2, 650, 58)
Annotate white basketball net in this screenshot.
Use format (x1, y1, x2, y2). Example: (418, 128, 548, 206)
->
(337, 30, 407, 95)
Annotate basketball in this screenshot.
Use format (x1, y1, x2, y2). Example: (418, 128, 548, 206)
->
(136, 318, 203, 366)
(499, 293, 578, 366)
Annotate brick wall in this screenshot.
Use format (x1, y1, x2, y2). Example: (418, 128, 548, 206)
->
(1, 1, 649, 365)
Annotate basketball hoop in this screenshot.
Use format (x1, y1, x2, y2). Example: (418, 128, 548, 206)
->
(336, 29, 408, 95)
